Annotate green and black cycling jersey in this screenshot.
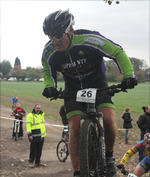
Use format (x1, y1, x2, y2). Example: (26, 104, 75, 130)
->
(42, 29, 134, 91)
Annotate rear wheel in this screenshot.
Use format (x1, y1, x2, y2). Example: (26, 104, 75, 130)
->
(79, 119, 99, 177)
(56, 139, 69, 162)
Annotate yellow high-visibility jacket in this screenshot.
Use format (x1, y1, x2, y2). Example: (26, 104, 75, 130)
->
(26, 111, 46, 140)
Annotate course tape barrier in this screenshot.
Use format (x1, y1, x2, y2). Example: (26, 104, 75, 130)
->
(0, 116, 65, 128)
(0, 116, 127, 130)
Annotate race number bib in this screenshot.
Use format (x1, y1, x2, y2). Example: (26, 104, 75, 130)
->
(76, 88, 97, 103)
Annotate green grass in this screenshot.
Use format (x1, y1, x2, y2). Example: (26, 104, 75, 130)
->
(1, 81, 150, 124)
(1, 81, 149, 142)
(112, 82, 150, 114)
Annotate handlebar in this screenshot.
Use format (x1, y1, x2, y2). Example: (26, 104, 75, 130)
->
(121, 169, 129, 175)
(51, 83, 128, 101)
(117, 165, 129, 175)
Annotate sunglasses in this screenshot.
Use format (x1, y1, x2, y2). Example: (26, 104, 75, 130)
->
(48, 33, 66, 41)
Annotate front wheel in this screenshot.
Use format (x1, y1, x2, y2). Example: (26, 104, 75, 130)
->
(56, 139, 69, 162)
(79, 119, 100, 177)
(15, 123, 19, 141)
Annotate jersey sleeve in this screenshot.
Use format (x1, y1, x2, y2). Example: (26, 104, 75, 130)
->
(42, 42, 57, 88)
(75, 31, 135, 79)
(98, 35, 134, 78)
(120, 146, 137, 166)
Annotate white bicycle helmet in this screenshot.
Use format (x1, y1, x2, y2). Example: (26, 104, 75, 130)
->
(128, 173, 137, 177)
(144, 133, 150, 142)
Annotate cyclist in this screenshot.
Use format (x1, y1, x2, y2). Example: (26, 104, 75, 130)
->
(11, 96, 19, 111)
(12, 102, 26, 139)
(42, 9, 137, 177)
(117, 133, 150, 176)
(59, 105, 69, 138)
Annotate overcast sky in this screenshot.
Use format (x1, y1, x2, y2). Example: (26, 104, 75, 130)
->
(1, 0, 149, 69)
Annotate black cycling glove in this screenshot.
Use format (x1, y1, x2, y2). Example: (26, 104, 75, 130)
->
(121, 78, 138, 89)
(117, 164, 124, 170)
(42, 87, 59, 98)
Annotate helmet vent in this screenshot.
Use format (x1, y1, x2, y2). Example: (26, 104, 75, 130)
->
(55, 9, 69, 21)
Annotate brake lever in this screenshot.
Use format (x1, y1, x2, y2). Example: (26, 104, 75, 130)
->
(121, 169, 129, 175)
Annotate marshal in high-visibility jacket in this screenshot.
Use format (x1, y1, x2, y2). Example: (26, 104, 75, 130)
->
(26, 104, 46, 166)
(26, 109, 46, 141)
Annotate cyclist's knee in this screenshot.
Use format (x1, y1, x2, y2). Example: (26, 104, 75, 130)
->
(69, 115, 80, 138)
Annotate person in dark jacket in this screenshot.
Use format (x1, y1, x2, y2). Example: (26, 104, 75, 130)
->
(137, 106, 150, 161)
(122, 107, 133, 144)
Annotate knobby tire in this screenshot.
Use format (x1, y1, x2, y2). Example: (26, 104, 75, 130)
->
(56, 139, 69, 162)
(79, 119, 99, 177)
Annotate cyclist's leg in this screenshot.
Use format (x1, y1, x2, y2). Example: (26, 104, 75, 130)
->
(99, 107, 117, 152)
(96, 93, 117, 176)
(133, 166, 144, 176)
(99, 107, 117, 177)
(65, 99, 85, 175)
(68, 115, 80, 172)
(134, 156, 150, 176)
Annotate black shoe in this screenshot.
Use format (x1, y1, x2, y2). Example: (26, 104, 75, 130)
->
(35, 163, 45, 167)
(73, 171, 80, 177)
(106, 157, 117, 177)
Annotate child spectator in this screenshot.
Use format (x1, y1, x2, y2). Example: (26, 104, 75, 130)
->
(12, 102, 26, 140)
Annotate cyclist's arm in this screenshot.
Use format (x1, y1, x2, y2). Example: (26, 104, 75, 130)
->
(42, 42, 57, 88)
(42, 60, 56, 88)
(88, 33, 135, 79)
(120, 147, 137, 166)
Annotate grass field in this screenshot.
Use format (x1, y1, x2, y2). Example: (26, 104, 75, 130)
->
(1, 81, 150, 129)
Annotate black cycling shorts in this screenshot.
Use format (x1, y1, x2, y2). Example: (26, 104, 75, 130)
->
(64, 92, 114, 119)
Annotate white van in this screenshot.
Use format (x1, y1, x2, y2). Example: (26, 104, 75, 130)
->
(8, 77, 17, 81)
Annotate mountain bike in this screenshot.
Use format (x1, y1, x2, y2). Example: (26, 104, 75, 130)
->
(56, 127, 69, 162)
(12, 102, 17, 111)
(13, 113, 23, 141)
(51, 83, 132, 177)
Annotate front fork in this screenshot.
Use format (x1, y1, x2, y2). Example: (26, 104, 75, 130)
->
(14, 120, 20, 133)
(80, 112, 107, 176)
(97, 112, 107, 175)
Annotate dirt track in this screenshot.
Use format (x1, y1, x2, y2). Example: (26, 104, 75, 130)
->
(0, 105, 149, 177)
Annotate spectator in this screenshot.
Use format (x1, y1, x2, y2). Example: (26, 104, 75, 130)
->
(137, 106, 150, 161)
(26, 104, 46, 168)
(12, 102, 26, 140)
(122, 107, 133, 144)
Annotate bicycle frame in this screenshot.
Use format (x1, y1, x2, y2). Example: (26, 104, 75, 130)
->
(80, 102, 107, 176)
(14, 119, 20, 141)
(14, 119, 20, 133)
(51, 83, 135, 177)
